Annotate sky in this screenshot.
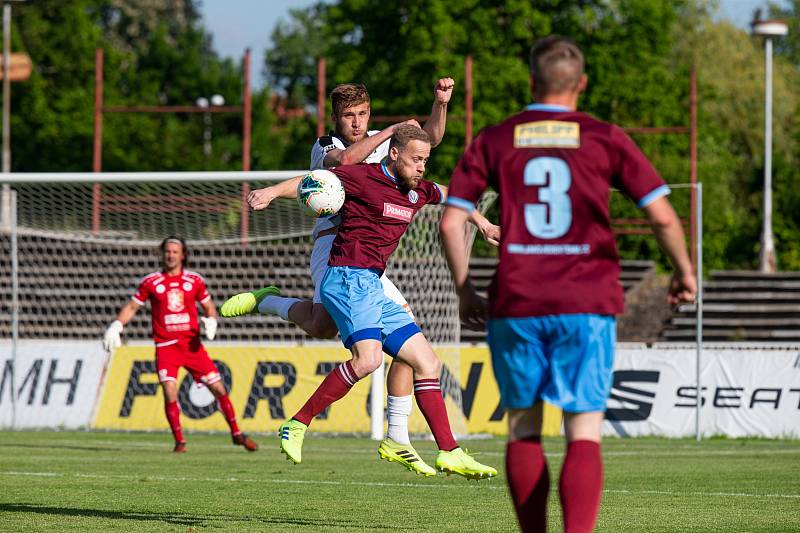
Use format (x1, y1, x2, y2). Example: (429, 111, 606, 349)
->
(198, 0, 788, 88)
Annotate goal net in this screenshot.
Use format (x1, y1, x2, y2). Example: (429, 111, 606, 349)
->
(0, 172, 496, 437)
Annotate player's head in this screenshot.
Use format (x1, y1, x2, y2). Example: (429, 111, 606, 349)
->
(529, 35, 587, 101)
(159, 235, 188, 271)
(330, 83, 371, 145)
(388, 124, 431, 190)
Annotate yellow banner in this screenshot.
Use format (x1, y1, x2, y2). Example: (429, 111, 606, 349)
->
(93, 345, 562, 436)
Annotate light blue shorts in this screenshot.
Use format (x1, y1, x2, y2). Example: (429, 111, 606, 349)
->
(320, 266, 420, 357)
(487, 314, 616, 413)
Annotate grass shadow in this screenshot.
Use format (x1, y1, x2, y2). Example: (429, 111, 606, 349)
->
(0, 443, 121, 452)
(0, 503, 413, 529)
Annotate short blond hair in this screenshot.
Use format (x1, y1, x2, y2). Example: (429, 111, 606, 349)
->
(330, 83, 370, 116)
(389, 124, 430, 152)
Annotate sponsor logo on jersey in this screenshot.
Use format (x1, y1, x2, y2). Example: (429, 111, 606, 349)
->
(166, 289, 185, 312)
(164, 313, 190, 325)
(514, 120, 580, 148)
(407, 190, 419, 204)
(383, 202, 414, 222)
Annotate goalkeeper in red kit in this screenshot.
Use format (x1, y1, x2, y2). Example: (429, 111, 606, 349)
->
(102, 236, 258, 453)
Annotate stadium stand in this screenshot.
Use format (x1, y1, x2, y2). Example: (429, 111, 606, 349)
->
(463, 258, 656, 343)
(0, 230, 659, 344)
(0, 231, 459, 343)
(663, 270, 800, 342)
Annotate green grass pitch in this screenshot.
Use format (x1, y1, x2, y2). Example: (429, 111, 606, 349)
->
(0, 431, 798, 532)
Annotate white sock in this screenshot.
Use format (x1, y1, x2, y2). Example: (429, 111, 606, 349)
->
(387, 395, 412, 445)
(257, 295, 301, 321)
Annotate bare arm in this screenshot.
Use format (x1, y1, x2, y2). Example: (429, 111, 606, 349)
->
(642, 196, 697, 305)
(439, 207, 472, 292)
(323, 124, 402, 167)
(440, 206, 487, 330)
(115, 300, 142, 326)
(201, 298, 217, 319)
(422, 78, 454, 148)
(247, 175, 303, 210)
(436, 184, 500, 245)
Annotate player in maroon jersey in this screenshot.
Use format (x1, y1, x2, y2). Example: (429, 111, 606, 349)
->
(271, 125, 497, 479)
(102, 236, 258, 453)
(440, 36, 696, 532)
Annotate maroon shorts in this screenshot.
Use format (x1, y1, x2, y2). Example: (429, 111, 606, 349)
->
(155, 339, 220, 386)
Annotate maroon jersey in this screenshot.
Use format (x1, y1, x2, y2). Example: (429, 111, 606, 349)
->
(448, 105, 669, 318)
(329, 162, 444, 272)
(131, 270, 211, 345)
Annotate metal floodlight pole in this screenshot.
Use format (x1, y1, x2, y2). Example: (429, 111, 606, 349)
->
(761, 36, 775, 272)
(752, 18, 788, 272)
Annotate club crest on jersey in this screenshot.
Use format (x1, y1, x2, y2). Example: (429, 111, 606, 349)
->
(166, 289, 185, 312)
(407, 190, 419, 204)
(383, 202, 414, 222)
(155, 284, 166, 294)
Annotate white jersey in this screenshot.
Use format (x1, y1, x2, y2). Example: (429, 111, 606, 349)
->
(309, 130, 389, 239)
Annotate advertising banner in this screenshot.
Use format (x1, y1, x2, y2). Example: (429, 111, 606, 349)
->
(605, 346, 800, 438)
(91, 344, 563, 435)
(0, 341, 108, 428)
(8, 340, 796, 438)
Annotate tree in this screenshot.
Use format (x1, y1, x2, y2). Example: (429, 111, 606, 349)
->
(10, 0, 276, 172)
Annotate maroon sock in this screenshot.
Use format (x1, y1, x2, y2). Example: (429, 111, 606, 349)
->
(413, 379, 458, 451)
(506, 436, 549, 533)
(293, 361, 359, 426)
(164, 400, 184, 444)
(216, 394, 241, 435)
(560, 440, 603, 533)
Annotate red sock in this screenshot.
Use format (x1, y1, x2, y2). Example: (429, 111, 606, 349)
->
(560, 440, 603, 533)
(414, 379, 458, 451)
(294, 361, 359, 426)
(217, 394, 241, 435)
(164, 400, 184, 444)
(506, 436, 549, 533)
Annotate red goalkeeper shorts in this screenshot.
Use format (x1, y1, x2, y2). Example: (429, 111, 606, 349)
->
(155, 338, 221, 386)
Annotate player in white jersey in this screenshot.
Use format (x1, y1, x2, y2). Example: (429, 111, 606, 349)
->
(222, 80, 500, 475)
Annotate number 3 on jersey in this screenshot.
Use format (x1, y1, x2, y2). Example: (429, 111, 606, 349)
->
(524, 156, 572, 239)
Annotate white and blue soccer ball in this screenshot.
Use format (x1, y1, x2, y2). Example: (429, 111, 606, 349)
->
(296, 169, 345, 217)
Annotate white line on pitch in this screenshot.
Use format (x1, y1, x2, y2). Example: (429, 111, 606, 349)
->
(604, 489, 800, 499)
(2, 470, 800, 500)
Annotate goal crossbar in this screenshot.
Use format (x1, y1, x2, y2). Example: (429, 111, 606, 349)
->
(1, 171, 304, 184)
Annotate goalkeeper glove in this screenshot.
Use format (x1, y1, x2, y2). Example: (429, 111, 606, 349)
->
(103, 320, 123, 352)
(200, 316, 217, 341)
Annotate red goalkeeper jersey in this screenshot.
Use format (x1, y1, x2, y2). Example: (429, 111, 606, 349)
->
(131, 270, 211, 345)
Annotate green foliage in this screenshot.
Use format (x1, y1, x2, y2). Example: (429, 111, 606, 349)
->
(262, 0, 800, 269)
(10, 0, 284, 172)
(6, 0, 800, 270)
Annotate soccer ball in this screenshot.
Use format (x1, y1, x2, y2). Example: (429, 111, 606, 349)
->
(296, 169, 346, 217)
